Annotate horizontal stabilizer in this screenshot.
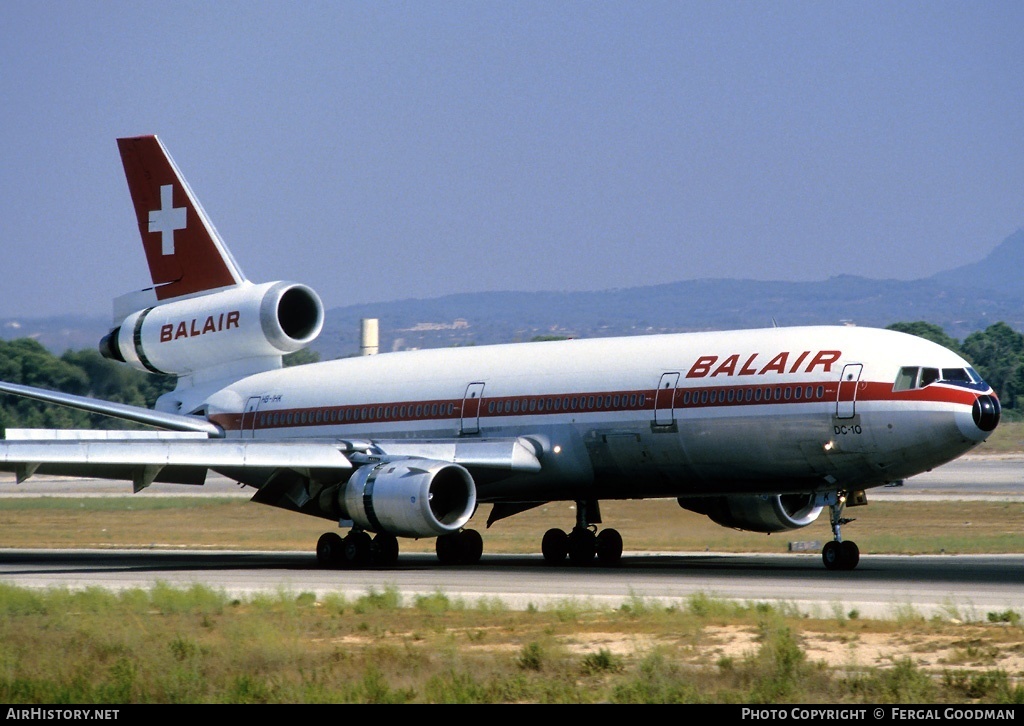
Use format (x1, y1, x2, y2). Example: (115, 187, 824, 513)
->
(4, 429, 209, 441)
(0, 381, 223, 436)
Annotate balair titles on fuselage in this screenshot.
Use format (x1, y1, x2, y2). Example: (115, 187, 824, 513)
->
(686, 350, 842, 378)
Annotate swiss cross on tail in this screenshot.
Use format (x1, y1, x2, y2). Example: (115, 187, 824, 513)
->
(150, 184, 186, 255)
(117, 135, 245, 301)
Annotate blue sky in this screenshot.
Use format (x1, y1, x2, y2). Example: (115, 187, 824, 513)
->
(1, 1, 1022, 320)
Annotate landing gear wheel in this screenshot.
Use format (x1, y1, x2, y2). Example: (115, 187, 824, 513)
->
(823, 540, 861, 571)
(568, 527, 597, 566)
(341, 531, 372, 568)
(316, 532, 344, 568)
(371, 533, 400, 566)
(435, 533, 459, 564)
(459, 529, 484, 565)
(595, 528, 623, 566)
(822, 540, 842, 570)
(840, 540, 860, 570)
(542, 528, 568, 564)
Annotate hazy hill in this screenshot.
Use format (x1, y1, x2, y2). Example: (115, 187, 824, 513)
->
(928, 227, 1024, 295)
(315, 228, 1024, 358)
(4, 229, 1024, 360)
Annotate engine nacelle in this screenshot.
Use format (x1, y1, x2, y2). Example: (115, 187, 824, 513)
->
(678, 493, 823, 533)
(99, 281, 323, 376)
(336, 461, 477, 538)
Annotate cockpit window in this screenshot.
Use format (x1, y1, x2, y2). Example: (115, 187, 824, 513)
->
(941, 368, 973, 383)
(894, 366, 987, 391)
(894, 367, 918, 391)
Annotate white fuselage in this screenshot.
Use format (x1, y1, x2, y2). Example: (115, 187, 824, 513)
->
(190, 325, 992, 503)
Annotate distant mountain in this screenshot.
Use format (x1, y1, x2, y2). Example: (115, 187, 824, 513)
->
(5, 230, 1024, 359)
(315, 273, 1024, 360)
(928, 227, 1024, 296)
(313, 228, 1024, 358)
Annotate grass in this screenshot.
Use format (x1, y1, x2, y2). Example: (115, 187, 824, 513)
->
(975, 420, 1024, 454)
(0, 584, 1021, 704)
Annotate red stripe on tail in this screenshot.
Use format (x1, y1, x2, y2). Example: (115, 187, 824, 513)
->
(117, 135, 244, 300)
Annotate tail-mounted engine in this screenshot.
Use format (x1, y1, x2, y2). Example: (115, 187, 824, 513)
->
(678, 493, 823, 533)
(99, 281, 323, 377)
(319, 460, 477, 539)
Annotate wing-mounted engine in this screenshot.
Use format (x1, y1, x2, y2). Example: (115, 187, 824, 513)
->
(318, 460, 477, 538)
(99, 281, 323, 379)
(678, 493, 823, 533)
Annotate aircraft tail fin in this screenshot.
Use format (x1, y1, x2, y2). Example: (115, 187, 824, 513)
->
(103, 136, 324, 395)
(117, 135, 246, 302)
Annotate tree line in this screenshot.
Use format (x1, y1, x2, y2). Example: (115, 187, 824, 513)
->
(0, 340, 319, 432)
(886, 321, 1023, 418)
(0, 321, 1021, 431)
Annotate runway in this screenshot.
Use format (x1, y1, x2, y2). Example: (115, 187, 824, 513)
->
(0, 548, 1021, 621)
(0, 454, 1021, 619)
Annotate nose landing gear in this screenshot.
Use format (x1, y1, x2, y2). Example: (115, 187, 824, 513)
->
(821, 490, 860, 571)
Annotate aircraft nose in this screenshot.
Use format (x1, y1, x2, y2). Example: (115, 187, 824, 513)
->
(972, 394, 1001, 433)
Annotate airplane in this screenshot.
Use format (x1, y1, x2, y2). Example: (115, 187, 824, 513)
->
(0, 135, 1002, 571)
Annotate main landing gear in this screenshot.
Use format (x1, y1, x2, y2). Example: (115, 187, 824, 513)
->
(316, 527, 484, 569)
(316, 530, 400, 569)
(541, 499, 623, 566)
(435, 528, 484, 565)
(821, 491, 860, 571)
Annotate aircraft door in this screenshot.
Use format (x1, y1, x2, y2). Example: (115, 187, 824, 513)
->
(240, 396, 262, 438)
(836, 364, 863, 419)
(654, 372, 680, 427)
(461, 382, 485, 435)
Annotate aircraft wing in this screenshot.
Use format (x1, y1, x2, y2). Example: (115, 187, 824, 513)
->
(0, 429, 541, 492)
(0, 429, 353, 491)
